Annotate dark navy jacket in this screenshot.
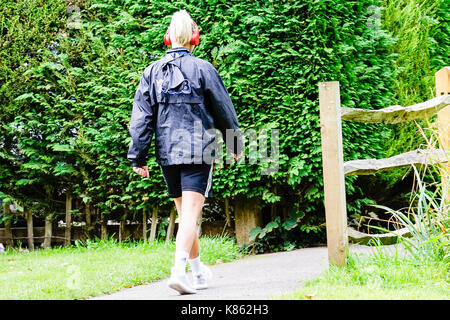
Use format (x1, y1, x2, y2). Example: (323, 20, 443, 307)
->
(127, 47, 242, 167)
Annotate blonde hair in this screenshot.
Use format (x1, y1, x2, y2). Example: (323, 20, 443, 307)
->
(169, 10, 194, 46)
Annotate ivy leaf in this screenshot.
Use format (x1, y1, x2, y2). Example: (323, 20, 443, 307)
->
(249, 226, 262, 242)
(258, 229, 267, 239)
(282, 212, 305, 230)
(264, 218, 280, 233)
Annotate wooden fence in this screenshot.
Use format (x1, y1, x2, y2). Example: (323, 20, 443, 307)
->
(319, 66, 450, 266)
(1, 171, 259, 249)
(0, 199, 170, 248)
(0, 193, 237, 249)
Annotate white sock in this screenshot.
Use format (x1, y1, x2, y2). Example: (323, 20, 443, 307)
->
(174, 250, 189, 273)
(188, 255, 202, 274)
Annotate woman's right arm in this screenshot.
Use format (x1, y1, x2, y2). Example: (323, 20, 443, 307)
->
(127, 67, 156, 168)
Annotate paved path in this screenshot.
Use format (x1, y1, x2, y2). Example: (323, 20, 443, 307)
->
(91, 244, 398, 300)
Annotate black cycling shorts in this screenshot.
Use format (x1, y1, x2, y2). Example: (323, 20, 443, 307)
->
(160, 164, 214, 198)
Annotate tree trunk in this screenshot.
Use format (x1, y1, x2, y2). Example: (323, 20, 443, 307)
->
(270, 186, 277, 220)
(25, 207, 34, 250)
(85, 205, 92, 227)
(282, 204, 288, 221)
(166, 207, 176, 243)
(270, 204, 276, 221)
(149, 207, 158, 242)
(280, 188, 289, 221)
(224, 198, 231, 227)
(85, 204, 92, 239)
(3, 204, 14, 247)
(234, 195, 262, 245)
(142, 209, 147, 242)
(43, 215, 53, 249)
(65, 192, 72, 246)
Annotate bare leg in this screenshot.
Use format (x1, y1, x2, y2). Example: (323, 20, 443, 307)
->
(175, 191, 204, 257)
(173, 196, 200, 259)
(167, 191, 204, 295)
(168, 191, 210, 294)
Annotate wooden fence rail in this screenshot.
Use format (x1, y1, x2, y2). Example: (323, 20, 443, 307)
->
(319, 66, 450, 266)
(341, 94, 450, 124)
(344, 148, 447, 176)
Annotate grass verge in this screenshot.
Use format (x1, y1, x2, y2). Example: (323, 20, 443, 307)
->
(0, 235, 243, 300)
(279, 248, 449, 300)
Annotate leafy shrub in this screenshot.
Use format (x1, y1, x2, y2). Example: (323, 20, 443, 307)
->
(248, 212, 325, 253)
(1, 0, 397, 243)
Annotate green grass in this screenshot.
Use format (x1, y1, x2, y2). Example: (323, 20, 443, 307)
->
(0, 235, 243, 300)
(281, 152, 447, 300)
(279, 249, 449, 300)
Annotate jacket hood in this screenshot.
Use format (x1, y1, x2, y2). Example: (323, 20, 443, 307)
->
(161, 49, 192, 94)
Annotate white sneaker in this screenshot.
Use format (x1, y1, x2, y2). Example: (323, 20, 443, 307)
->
(167, 268, 197, 295)
(192, 263, 213, 290)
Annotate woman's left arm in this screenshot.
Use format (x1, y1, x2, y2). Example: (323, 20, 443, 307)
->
(203, 65, 243, 157)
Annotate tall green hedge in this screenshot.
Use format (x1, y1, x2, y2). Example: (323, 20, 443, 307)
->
(0, 0, 68, 218)
(1, 0, 398, 241)
(374, 0, 449, 188)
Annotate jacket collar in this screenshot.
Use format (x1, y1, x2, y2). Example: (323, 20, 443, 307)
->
(166, 47, 192, 56)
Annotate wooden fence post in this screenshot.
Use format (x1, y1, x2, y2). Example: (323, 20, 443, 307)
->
(25, 207, 34, 250)
(142, 209, 147, 242)
(319, 81, 348, 266)
(100, 211, 107, 240)
(85, 204, 93, 239)
(435, 67, 450, 204)
(149, 206, 158, 242)
(65, 192, 72, 246)
(119, 211, 127, 242)
(43, 215, 52, 249)
(166, 207, 176, 243)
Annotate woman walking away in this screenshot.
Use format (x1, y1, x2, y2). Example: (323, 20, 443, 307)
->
(127, 9, 242, 295)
